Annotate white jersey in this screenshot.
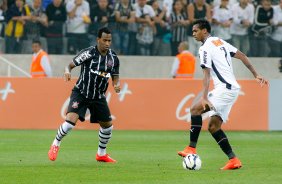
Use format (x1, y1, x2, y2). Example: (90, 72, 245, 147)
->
(199, 36, 240, 90)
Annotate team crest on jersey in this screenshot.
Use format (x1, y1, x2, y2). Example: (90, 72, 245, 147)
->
(107, 59, 113, 67)
(72, 101, 79, 109)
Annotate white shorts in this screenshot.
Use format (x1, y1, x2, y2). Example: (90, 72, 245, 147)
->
(208, 88, 240, 123)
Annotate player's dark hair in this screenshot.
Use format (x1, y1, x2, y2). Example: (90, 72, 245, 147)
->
(32, 39, 41, 45)
(192, 19, 211, 33)
(97, 27, 111, 38)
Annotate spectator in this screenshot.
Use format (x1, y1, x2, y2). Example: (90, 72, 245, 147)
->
(162, 0, 173, 18)
(0, 0, 7, 12)
(212, 0, 233, 43)
(45, 0, 67, 54)
(269, 0, 282, 57)
(171, 41, 195, 79)
(187, 0, 212, 56)
(113, 0, 135, 55)
(66, 0, 90, 54)
(250, 0, 273, 57)
(22, 0, 48, 54)
(4, 0, 30, 53)
(170, 0, 189, 56)
(127, 2, 138, 55)
(135, 0, 156, 55)
(212, 0, 237, 8)
(279, 58, 282, 72)
(89, 0, 115, 46)
(42, 0, 52, 10)
(30, 39, 52, 78)
(0, 0, 6, 53)
(7, 0, 15, 9)
(149, 0, 170, 56)
(230, 0, 254, 56)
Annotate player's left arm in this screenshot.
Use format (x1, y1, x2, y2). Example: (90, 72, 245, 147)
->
(234, 50, 269, 87)
(112, 75, 120, 93)
(112, 56, 120, 93)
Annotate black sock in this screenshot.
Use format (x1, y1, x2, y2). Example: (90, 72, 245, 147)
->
(189, 115, 202, 148)
(211, 129, 236, 159)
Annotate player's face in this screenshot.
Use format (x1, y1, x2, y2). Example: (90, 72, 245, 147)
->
(97, 33, 112, 52)
(192, 24, 205, 42)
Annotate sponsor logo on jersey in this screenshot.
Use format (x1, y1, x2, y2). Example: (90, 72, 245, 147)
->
(203, 51, 207, 64)
(90, 69, 111, 78)
(75, 51, 91, 63)
(211, 39, 223, 47)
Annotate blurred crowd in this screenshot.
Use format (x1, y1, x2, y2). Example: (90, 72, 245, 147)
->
(0, 0, 281, 56)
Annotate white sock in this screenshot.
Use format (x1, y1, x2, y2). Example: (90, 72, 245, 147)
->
(97, 125, 113, 156)
(52, 121, 75, 146)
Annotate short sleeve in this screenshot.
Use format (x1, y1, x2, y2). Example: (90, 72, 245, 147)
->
(148, 6, 156, 17)
(225, 42, 238, 57)
(83, 1, 90, 16)
(199, 47, 212, 69)
(111, 57, 120, 76)
(72, 47, 93, 66)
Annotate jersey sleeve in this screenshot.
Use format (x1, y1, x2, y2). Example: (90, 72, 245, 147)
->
(111, 56, 120, 76)
(148, 6, 156, 17)
(199, 46, 212, 69)
(72, 47, 93, 66)
(226, 42, 238, 57)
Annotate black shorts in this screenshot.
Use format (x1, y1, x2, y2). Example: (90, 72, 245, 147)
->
(67, 88, 112, 123)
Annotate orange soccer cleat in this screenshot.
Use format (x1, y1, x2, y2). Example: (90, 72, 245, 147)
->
(96, 154, 117, 163)
(178, 146, 197, 157)
(220, 157, 242, 170)
(48, 145, 60, 161)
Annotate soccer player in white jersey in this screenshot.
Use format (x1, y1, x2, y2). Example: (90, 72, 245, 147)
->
(178, 19, 268, 170)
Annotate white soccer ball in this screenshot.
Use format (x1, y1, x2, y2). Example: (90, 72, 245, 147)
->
(182, 154, 202, 170)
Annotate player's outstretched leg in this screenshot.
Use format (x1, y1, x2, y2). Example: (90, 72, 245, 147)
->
(209, 116, 242, 170)
(48, 120, 75, 161)
(96, 125, 116, 163)
(178, 115, 202, 157)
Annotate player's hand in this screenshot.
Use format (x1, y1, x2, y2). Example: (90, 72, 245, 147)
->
(64, 72, 71, 82)
(201, 97, 214, 111)
(114, 84, 121, 93)
(255, 75, 269, 87)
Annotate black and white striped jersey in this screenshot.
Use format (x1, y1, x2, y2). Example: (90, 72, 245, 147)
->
(72, 46, 120, 99)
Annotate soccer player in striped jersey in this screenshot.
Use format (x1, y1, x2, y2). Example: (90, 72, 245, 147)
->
(48, 27, 120, 163)
(178, 19, 268, 170)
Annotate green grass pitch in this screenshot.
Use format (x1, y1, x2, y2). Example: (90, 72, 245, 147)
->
(0, 130, 281, 184)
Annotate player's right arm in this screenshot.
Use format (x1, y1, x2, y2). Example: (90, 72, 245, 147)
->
(64, 47, 93, 81)
(64, 62, 76, 82)
(199, 47, 214, 110)
(234, 50, 268, 87)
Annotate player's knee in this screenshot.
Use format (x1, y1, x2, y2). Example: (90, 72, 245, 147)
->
(208, 117, 222, 133)
(66, 112, 79, 124)
(190, 106, 202, 116)
(99, 121, 112, 128)
(208, 124, 217, 133)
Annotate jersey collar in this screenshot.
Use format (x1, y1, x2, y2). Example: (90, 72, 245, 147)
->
(202, 35, 211, 45)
